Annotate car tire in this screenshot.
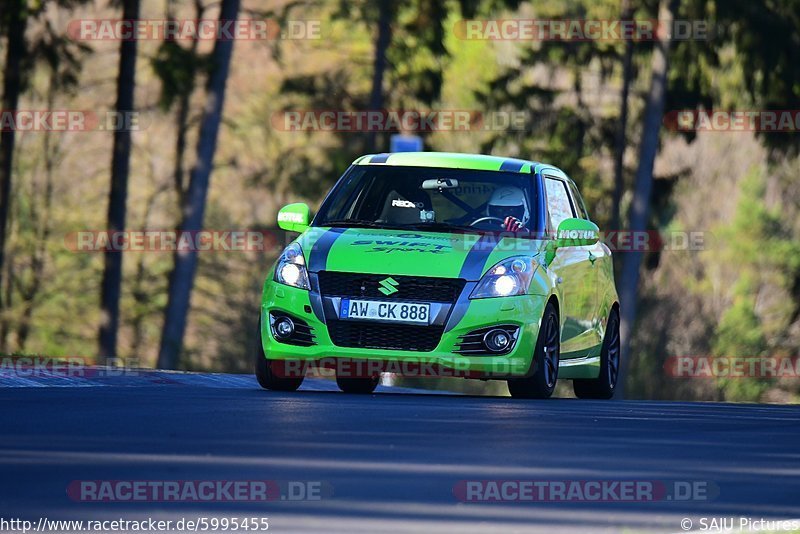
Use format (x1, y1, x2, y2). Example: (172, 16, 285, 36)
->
(573, 308, 620, 400)
(254, 319, 304, 392)
(336, 374, 380, 394)
(507, 302, 560, 399)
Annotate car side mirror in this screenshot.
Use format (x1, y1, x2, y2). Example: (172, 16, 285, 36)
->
(277, 203, 311, 233)
(555, 218, 600, 247)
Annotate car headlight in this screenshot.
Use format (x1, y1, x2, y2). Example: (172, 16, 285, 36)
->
(470, 256, 535, 299)
(274, 243, 310, 290)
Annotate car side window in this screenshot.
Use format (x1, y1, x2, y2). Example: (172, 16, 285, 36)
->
(567, 181, 589, 220)
(544, 177, 575, 230)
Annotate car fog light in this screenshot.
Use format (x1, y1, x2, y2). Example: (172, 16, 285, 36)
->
(274, 317, 295, 339)
(484, 329, 511, 353)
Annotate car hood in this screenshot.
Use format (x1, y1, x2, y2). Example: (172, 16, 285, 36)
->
(297, 227, 548, 281)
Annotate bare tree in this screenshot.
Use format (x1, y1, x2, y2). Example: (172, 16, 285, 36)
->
(366, 0, 393, 153)
(98, 0, 141, 364)
(157, 0, 206, 205)
(611, 0, 635, 233)
(616, 0, 678, 399)
(157, 0, 241, 369)
(15, 65, 61, 350)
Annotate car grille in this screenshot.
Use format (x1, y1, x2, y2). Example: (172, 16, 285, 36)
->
(317, 271, 465, 303)
(327, 320, 444, 352)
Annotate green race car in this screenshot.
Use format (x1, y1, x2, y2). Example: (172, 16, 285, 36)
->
(256, 152, 620, 399)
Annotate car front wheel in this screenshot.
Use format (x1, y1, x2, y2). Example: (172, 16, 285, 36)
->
(336, 374, 380, 394)
(507, 302, 560, 399)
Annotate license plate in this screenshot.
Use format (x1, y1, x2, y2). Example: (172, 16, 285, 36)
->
(339, 299, 431, 325)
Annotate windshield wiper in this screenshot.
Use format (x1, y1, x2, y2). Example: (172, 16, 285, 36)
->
(406, 222, 485, 234)
(322, 219, 486, 234)
(322, 219, 406, 230)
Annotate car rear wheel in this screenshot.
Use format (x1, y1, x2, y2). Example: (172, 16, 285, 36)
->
(573, 308, 620, 400)
(254, 319, 304, 392)
(336, 374, 380, 394)
(507, 302, 560, 399)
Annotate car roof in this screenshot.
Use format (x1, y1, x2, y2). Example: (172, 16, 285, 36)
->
(353, 152, 567, 178)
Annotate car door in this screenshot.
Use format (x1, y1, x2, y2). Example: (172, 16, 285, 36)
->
(543, 175, 599, 358)
(565, 178, 606, 350)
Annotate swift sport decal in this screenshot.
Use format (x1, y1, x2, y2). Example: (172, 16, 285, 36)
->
(351, 237, 452, 255)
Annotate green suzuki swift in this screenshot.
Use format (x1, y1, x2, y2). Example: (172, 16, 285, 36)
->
(255, 152, 620, 399)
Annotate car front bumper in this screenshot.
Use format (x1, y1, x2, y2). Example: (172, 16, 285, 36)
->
(260, 279, 548, 378)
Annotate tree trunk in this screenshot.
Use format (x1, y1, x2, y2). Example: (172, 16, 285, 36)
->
(129, 186, 163, 362)
(611, 0, 634, 234)
(171, 0, 205, 206)
(0, 0, 27, 330)
(615, 0, 677, 399)
(157, 0, 241, 369)
(97, 0, 141, 364)
(366, 0, 393, 153)
(17, 70, 59, 351)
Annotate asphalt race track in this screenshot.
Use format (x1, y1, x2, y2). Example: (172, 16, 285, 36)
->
(1, 370, 799, 533)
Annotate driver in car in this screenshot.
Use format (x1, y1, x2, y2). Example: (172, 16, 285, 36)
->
(487, 186, 530, 232)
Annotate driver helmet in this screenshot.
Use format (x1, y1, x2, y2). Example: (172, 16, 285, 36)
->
(487, 186, 529, 225)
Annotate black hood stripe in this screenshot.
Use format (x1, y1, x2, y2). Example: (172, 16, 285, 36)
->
(308, 227, 347, 272)
(308, 273, 326, 323)
(458, 234, 500, 281)
(445, 235, 501, 333)
(444, 282, 477, 333)
(307, 228, 347, 324)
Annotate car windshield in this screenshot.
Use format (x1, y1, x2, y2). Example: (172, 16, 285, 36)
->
(313, 165, 540, 234)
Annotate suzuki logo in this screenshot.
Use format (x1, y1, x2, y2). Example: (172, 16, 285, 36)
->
(378, 277, 399, 296)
